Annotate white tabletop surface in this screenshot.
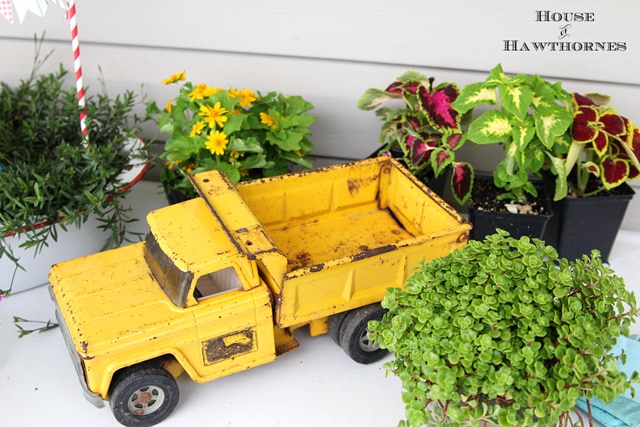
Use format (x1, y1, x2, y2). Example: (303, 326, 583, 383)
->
(1, 181, 638, 427)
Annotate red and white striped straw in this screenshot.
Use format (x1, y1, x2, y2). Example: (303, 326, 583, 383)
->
(66, 0, 88, 145)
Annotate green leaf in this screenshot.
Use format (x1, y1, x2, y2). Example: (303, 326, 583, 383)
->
(534, 103, 573, 149)
(267, 130, 303, 151)
(228, 137, 264, 153)
(499, 84, 533, 120)
(282, 114, 317, 129)
(451, 82, 497, 114)
(284, 94, 314, 116)
(164, 135, 204, 161)
(222, 112, 245, 135)
(466, 110, 512, 144)
(356, 87, 401, 110)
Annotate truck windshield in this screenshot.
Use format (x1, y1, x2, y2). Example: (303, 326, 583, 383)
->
(144, 233, 194, 307)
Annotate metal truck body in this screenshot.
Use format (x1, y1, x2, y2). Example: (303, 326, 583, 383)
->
(49, 157, 470, 426)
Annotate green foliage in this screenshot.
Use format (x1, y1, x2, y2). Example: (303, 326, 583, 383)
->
(452, 64, 574, 202)
(153, 71, 316, 199)
(0, 40, 150, 296)
(370, 229, 639, 427)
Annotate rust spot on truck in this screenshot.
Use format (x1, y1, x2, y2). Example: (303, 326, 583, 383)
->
(289, 251, 312, 271)
(346, 172, 380, 196)
(202, 329, 256, 365)
(309, 263, 325, 272)
(351, 244, 397, 262)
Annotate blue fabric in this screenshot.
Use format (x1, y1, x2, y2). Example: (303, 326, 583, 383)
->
(576, 335, 640, 427)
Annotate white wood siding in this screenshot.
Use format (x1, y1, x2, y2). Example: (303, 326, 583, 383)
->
(1, 0, 639, 231)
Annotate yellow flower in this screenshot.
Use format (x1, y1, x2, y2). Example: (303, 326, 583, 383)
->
(165, 160, 182, 170)
(239, 89, 257, 108)
(190, 121, 206, 137)
(205, 130, 229, 155)
(229, 88, 257, 108)
(165, 99, 173, 112)
(229, 150, 241, 159)
(198, 102, 228, 128)
(260, 112, 278, 129)
(161, 70, 186, 85)
(240, 170, 250, 177)
(189, 84, 221, 101)
(182, 163, 196, 173)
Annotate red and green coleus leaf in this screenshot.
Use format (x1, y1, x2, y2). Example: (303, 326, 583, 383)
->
(445, 133, 465, 150)
(600, 156, 630, 189)
(356, 87, 402, 110)
(405, 134, 438, 168)
(573, 92, 611, 107)
(572, 105, 625, 157)
(418, 82, 461, 133)
(450, 162, 473, 206)
(621, 123, 640, 177)
(389, 70, 433, 91)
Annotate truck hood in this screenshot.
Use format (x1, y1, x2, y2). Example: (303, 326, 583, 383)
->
(49, 243, 190, 359)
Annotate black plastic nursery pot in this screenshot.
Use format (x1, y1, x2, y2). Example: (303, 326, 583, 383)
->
(468, 174, 553, 241)
(543, 183, 635, 262)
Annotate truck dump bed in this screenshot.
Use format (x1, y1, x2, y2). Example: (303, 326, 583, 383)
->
(233, 157, 471, 327)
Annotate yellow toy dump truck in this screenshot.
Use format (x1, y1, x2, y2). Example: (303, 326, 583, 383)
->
(49, 157, 470, 426)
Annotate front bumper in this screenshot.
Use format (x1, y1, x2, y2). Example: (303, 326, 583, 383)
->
(49, 286, 105, 408)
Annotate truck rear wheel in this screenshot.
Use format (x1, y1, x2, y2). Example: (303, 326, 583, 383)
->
(109, 363, 179, 427)
(336, 303, 388, 364)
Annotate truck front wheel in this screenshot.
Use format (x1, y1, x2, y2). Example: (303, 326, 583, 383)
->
(109, 363, 179, 427)
(336, 303, 388, 364)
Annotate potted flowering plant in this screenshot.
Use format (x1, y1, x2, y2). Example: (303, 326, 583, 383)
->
(357, 70, 473, 205)
(0, 47, 150, 297)
(153, 71, 317, 202)
(370, 229, 639, 427)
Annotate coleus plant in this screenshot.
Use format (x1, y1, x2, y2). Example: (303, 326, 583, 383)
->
(357, 70, 473, 205)
(566, 92, 640, 197)
(452, 63, 574, 202)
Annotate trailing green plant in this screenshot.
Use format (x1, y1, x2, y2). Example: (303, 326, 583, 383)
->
(0, 40, 151, 298)
(357, 70, 473, 205)
(151, 71, 317, 200)
(370, 229, 639, 427)
(452, 63, 574, 203)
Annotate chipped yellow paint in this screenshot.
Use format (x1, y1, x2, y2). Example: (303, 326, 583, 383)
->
(49, 157, 471, 406)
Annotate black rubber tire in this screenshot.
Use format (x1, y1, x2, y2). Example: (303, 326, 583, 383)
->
(338, 303, 388, 364)
(327, 310, 349, 345)
(109, 363, 179, 427)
